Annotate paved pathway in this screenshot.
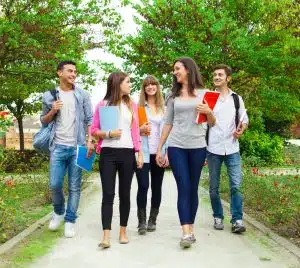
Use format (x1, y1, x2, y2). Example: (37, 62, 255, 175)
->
(31, 172, 300, 268)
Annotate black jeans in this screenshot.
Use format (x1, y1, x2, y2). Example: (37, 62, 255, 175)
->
(136, 154, 165, 210)
(99, 147, 136, 230)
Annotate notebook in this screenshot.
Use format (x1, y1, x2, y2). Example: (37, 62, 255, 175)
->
(99, 106, 120, 131)
(195, 91, 220, 124)
(138, 106, 148, 127)
(75, 146, 96, 172)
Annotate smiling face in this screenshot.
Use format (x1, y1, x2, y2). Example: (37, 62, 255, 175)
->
(213, 68, 231, 88)
(144, 83, 158, 97)
(173, 61, 189, 84)
(57, 64, 77, 85)
(120, 76, 131, 96)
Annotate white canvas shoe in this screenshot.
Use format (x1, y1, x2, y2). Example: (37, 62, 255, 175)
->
(64, 222, 76, 238)
(48, 212, 64, 231)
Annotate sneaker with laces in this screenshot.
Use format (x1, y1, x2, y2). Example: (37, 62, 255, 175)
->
(64, 222, 76, 238)
(48, 212, 64, 231)
(180, 234, 192, 249)
(231, 219, 246, 233)
(214, 218, 224, 230)
(189, 233, 196, 243)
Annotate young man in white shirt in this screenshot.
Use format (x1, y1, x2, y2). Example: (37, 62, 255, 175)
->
(207, 64, 249, 233)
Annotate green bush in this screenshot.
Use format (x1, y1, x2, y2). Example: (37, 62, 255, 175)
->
(240, 130, 284, 166)
(0, 150, 49, 173)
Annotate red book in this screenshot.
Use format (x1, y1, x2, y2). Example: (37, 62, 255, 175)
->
(195, 91, 220, 124)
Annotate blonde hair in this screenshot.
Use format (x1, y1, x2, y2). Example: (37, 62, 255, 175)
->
(139, 75, 165, 113)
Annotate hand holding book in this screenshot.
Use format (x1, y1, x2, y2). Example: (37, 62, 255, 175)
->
(140, 122, 151, 136)
(233, 109, 247, 139)
(195, 91, 220, 124)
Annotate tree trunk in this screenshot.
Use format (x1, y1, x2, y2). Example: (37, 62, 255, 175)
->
(17, 117, 25, 151)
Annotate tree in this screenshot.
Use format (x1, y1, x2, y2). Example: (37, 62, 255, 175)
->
(107, 0, 300, 136)
(0, 0, 121, 150)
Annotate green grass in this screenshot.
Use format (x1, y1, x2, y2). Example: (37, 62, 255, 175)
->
(0, 225, 64, 268)
(0, 180, 52, 245)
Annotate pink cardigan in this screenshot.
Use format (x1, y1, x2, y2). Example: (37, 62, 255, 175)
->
(90, 100, 141, 154)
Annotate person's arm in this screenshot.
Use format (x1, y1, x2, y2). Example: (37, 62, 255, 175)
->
(83, 92, 95, 157)
(156, 96, 174, 166)
(40, 94, 63, 125)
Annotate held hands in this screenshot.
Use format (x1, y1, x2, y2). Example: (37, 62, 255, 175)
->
(156, 151, 169, 168)
(51, 100, 63, 113)
(196, 99, 212, 115)
(140, 123, 151, 136)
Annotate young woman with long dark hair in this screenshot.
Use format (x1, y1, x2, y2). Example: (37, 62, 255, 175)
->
(91, 72, 143, 248)
(156, 57, 216, 248)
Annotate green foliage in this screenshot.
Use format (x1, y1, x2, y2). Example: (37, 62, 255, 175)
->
(0, 150, 49, 173)
(0, 0, 122, 150)
(240, 130, 284, 166)
(109, 0, 300, 136)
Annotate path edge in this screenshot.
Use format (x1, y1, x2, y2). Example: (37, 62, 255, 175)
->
(199, 186, 300, 261)
(0, 174, 97, 255)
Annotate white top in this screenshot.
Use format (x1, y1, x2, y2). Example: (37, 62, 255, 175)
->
(148, 112, 163, 154)
(207, 89, 249, 155)
(54, 88, 76, 147)
(102, 102, 133, 149)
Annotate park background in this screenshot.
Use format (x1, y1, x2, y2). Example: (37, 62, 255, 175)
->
(0, 0, 299, 265)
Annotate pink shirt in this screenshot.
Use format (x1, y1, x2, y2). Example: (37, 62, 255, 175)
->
(90, 100, 141, 154)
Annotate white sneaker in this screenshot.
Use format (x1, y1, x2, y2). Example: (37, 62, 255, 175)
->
(64, 222, 76, 238)
(48, 212, 64, 231)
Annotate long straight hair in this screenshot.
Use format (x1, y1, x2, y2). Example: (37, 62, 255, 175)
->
(104, 71, 133, 114)
(171, 57, 204, 98)
(139, 75, 165, 113)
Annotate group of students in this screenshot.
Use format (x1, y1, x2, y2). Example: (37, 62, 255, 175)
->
(41, 57, 248, 249)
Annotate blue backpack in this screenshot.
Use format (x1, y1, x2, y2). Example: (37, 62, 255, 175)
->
(33, 90, 57, 154)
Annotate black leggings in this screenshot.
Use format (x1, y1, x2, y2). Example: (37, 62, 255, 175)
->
(136, 154, 165, 210)
(99, 148, 136, 230)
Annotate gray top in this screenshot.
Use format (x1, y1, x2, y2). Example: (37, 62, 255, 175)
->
(164, 92, 207, 149)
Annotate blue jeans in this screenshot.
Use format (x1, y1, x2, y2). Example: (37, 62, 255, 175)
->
(207, 151, 243, 223)
(168, 147, 206, 225)
(50, 144, 82, 223)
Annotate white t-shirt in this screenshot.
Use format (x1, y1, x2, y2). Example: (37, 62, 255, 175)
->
(102, 102, 133, 149)
(54, 88, 76, 146)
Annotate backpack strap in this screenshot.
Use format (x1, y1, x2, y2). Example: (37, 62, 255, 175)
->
(232, 93, 240, 128)
(49, 89, 58, 101)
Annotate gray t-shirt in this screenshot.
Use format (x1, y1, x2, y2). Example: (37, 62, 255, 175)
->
(54, 89, 76, 147)
(164, 92, 207, 149)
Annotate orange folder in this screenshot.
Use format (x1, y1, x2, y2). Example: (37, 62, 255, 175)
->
(138, 106, 148, 127)
(195, 91, 220, 124)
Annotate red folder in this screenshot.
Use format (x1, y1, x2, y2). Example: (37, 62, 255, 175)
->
(195, 91, 220, 124)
